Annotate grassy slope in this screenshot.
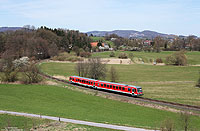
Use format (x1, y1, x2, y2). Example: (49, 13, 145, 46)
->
(0, 84, 200, 130)
(39, 62, 200, 106)
(40, 62, 199, 82)
(92, 51, 200, 65)
(0, 114, 50, 130)
(0, 114, 113, 131)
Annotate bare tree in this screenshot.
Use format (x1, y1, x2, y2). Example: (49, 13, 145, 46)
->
(75, 58, 107, 80)
(75, 60, 90, 77)
(21, 62, 43, 84)
(88, 58, 107, 80)
(110, 66, 118, 82)
(180, 112, 191, 131)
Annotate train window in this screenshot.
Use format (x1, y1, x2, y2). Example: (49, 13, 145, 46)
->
(89, 81, 90, 84)
(116, 86, 118, 89)
(101, 84, 103, 87)
(104, 84, 106, 87)
(70, 77, 72, 80)
(113, 85, 115, 89)
(107, 84, 109, 88)
(91, 82, 93, 85)
(128, 88, 131, 91)
(119, 86, 121, 90)
(110, 85, 112, 88)
(122, 87, 125, 90)
(94, 82, 95, 85)
(72, 78, 74, 81)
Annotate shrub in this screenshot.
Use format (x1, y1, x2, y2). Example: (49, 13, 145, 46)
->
(156, 58, 163, 63)
(160, 118, 175, 131)
(21, 62, 43, 84)
(196, 72, 200, 88)
(118, 53, 128, 59)
(51, 52, 83, 62)
(109, 52, 115, 57)
(80, 52, 91, 58)
(165, 51, 187, 66)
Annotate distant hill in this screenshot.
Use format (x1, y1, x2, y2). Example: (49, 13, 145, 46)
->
(0, 27, 23, 32)
(87, 30, 177, 39)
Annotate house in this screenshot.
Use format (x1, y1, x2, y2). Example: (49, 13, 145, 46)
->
(90, 42, 111, 51)
(143, 40, 153, 47)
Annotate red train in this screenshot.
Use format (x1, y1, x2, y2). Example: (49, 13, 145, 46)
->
(69, 76, 143, 97)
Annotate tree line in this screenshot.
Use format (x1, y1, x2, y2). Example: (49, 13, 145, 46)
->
(0, 26, 92, 60)
(104, 34, 200, 52)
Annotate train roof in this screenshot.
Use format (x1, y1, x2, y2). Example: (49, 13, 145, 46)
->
(70, 76, 141, 89)
(71, 76, 98, 81)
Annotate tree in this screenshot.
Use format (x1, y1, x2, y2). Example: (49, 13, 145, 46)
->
(165, 50, 187, 66)
(110, 66, 118, 82)
(75, 61, 90, 77)
(180, 112, 191, 131)
(75, 58, 107, 80)
(21, 62, 43, 84)
(153, 36, 164, 53)
(196, 72, 200, 88)
(0, 53, 18, 82)
(88, 58, 107, 80)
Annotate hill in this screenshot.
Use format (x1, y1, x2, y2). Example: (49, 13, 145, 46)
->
(0, 27, 23, 32)
(87, 30, 177, 39)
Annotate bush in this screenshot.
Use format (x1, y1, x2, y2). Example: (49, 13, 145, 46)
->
(118, 53, 128, 59)
(165, 51, 187, 66)
(109, 52, 115, 57)
(51, 52, 83, 62)
(21, 63, 43, 84)
(196, 72, 200, 88)
(80, 52, 91, 58)
(156, 58, 163, 63)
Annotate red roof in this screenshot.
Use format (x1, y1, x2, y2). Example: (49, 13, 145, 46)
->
(90, 42, 105, 47)
(90, 42, 98, 47)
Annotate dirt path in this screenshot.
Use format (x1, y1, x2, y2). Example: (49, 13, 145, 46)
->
(0, 110, 152, 131)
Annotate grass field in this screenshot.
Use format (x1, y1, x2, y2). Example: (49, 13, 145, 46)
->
(0, 114, 50, 130)
(0, 114, 113, 131)
(39, 62, 200, 106)
(0, 84, 200, 130)
(92, 51, 200, 65)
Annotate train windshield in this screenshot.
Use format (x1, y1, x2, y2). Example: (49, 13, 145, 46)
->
(137, 88, 143, 93)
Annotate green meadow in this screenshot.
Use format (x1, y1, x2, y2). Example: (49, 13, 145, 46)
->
(0, 114, 113, 131)
(39, 62, 200, 106)
(92, 51, 200, 65)
(0, 84, 200, 130)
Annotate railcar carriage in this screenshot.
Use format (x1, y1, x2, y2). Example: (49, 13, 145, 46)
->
(69, 76, 143, 97)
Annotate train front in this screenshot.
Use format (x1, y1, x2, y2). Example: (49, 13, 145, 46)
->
(135, 86, 143, 96)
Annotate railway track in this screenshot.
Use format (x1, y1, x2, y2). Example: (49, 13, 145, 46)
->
(40, 72, 200, 112)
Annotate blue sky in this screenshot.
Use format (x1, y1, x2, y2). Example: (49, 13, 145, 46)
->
(0, 0, 200, 36)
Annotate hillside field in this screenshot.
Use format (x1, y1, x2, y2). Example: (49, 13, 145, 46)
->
(0, 84, 200, 130)
(92, 51, 200, 65)
(40, 62, 200, 106)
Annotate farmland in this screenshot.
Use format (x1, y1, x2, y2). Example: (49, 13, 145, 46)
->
(39, 62, 200, 106)
(0, 84, 200, 130)
(92, 51, 200, 65)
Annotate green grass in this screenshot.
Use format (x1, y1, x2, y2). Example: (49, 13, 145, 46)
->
(0, 84, 200, 130)
(0, 114, 50, 130)
(90, 36, 105, 42)
(92, 51, 200, 65)
(39, 62, 200, 106)
(0, 114, 113, 131)
(40, 62, 199, 82)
